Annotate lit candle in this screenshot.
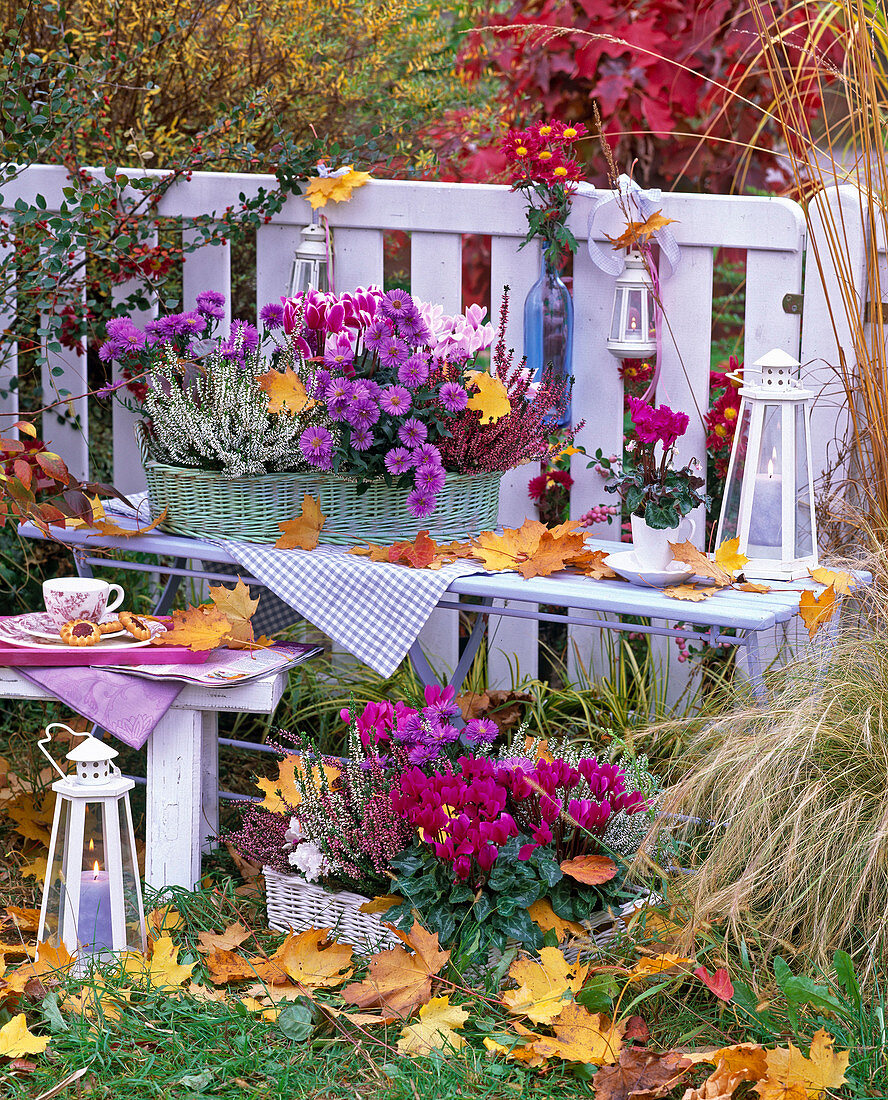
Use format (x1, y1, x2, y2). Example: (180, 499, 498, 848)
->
(626, 306, 642, 339)
(748, 448, 783, 548)
(79, 860, 113, 953)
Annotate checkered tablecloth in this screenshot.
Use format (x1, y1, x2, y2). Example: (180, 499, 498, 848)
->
(216, 540, 487, 677)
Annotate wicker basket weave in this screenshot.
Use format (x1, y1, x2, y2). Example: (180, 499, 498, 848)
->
(263, 868, 401, 951)
(138, 423, 502, 545)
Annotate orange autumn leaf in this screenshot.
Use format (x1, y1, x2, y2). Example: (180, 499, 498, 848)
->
(573, 548, 618, 579)
(755, 1029, 849, 1100)
(668, 540, 732, 586)
(208, 579, 259, 648)
(276, 494, 326, 550)
(810, 567, 857, 595)
(255, 755, 340, 814)
(664, 584, 720, 601)
(89, 508, 168, 538)
(738, 582, 772, 593)
(341, 920, 449, 1018)
(607, 210, 678, 250)
(625, 952, 695, 982)
(465, 371, 511, 424)
(257, 368, 314, 416)
(527, 899, 585, 943)
(304, 168, 372, 209)
(470, 519, 588, 579)
(267, 929, 354, 990)
(151, 605, 232, 651)
(4, 907, 40, 933)
(559, 854, 618, 885)
(799, 586, 839, 638)
(204, 949, 261, 985)
(529, 1004, 626, 1066)
(359, 895, 403, 915)
(197, 922, 252, 954)
(350, 533, 472, 569)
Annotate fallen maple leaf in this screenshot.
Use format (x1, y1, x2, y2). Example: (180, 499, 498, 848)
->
(4, 907, 40, 933)
(694, 966, 734, 1002)
(276, 494, 326, 550)
(465, 371, 511, 424)
(607, 210, 678, 250)
(197, 922, 252, 954)
(396, 995, 469, 1055)
(0, 1014, 49, 1058)
(204, 949, 263, 985)
(5, 794, 54, 846)
(810, 567, 856, 595)
(755, 1029, 849, 1100)
(483, 1032, 549, 1069)
(714, 537, 748, 576)
(123, 934, 194, 989)
(696, 1043, 768, 1081)
(89, 508, 168, 539)
(341, 921, 449, 1018)
(349, 532, 469, 570)
(257, 368, 313, 416)
(150, 605, 232, 651)
(592, 1045, 695, 1100)
(625, 953, 695, 982)
(682, 1061, 748, 1100)
(304, 168, 372, 209)
(574, 548, 619, 579)
(527, 899, 585, 943)
(530, 1004, 625, 1065)
(148, 905, 184, 933)
(798, 586, 839, 638)
(270, 928, 354, 990)
(208, 580, 259, 648)
(358, 895, 403, 915)
(559, 854, 618, 885)
(470, 519, 588, 579)
(668, 540, 732, 586)
(664, 584, 720, 602)
(737, 582, 772, 593)
(501, 946, 588, 1025)
(61, 977, 131, 1022)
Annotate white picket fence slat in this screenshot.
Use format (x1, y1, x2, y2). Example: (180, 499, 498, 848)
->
(0, 167, 870, 693)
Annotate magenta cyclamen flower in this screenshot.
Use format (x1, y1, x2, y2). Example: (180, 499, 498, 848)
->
(628, 396, 689, 449)
(407, 487, 437, 518)
(415, 463, 446, 494)
(399, 418, 427, 448)
(299, 426, 333, 469)
(380, 386, 412, 416)
(439, 381, 468, 412)
(384, 447, 414, 476)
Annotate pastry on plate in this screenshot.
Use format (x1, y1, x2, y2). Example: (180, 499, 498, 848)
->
(60, 619, 102, 646)
(119, 611, 152, 641)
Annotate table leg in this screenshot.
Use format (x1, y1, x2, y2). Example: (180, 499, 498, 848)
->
(200, 711, 219, 855)
(743, 633, 768, 703)
(154, 559, 187, 614)
(146, 707, 204, 890)
(447, 598, 493, 692)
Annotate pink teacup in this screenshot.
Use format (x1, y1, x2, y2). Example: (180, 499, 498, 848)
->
(42, 578, 125, 627)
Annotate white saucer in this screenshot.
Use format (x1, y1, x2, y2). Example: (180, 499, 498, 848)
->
(15, 611, 127, 642)
(0, 616, 166, 650)
(604, 550, 694, 588)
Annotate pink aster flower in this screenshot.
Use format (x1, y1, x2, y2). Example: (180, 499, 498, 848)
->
(385, 447, 414, 476)
(407, 487, 437, 518)
(399, 418, 427, 448)
(380, 385, 412, 416)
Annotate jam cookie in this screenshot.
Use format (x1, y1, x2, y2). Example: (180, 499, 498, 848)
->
(98, 618, 122, 635)
(119, 612, 152, 641)
(60, 619, 102, 646)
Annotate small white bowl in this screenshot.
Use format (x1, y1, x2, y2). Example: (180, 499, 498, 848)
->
(604, 550, 694, 588)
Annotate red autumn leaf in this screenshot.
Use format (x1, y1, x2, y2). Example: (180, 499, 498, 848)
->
(694, 966, 734, 1002)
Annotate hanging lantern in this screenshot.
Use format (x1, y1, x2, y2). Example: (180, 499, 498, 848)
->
(37, 724, 146, 962)
(287, 218, 330, 297)
(606, 248, 657, 361)
(716, 348, 818, 580)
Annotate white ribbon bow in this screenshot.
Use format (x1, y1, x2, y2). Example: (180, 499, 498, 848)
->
(578, 175, 681, 278)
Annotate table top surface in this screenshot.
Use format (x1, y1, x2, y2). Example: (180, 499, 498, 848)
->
(21, 520, 860, 634)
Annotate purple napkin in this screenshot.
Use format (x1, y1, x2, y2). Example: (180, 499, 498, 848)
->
(18, 666, 185, 749)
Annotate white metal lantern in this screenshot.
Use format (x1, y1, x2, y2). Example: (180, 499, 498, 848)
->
(287, 219, 330, 297)
(716, 348, 818, 580)
(606, 248, 657, 360)
(37, 724, 146, 961)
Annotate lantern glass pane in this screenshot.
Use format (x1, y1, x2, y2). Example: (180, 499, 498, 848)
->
(42, 795, 71, 948)
(624, 289, 645, 341)
(609, 289, 626, 341)
(289, 258, 329, 296)
(79, 803, 113, 953)
(116, 799, 144, 950)
(747, 405, 783, 554)
(719, 405, 751, 541)
(646, 289, 656, 340)
(794, 404, 814, 557)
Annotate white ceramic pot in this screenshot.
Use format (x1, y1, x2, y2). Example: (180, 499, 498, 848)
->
(630, 513, 697, 571)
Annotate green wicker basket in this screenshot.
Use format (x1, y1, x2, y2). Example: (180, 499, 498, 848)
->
(138, 424, 502, 545)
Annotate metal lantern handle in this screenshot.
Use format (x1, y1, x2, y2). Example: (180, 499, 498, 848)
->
(38, 723, 75, 780)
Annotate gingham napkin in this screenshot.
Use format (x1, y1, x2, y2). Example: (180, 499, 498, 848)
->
(217, 541, 486, 676)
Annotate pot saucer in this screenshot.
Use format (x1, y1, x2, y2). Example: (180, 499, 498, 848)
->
(604, 550, 694, 588)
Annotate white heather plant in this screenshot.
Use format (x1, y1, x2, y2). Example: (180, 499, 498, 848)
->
(142, 342, 326, 478)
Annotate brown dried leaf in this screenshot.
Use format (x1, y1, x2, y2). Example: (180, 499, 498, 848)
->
(197, 922, 252, 954)
(89, 508, 168, 538)
(592, 1045, 694, 1100)
(668, 540, 732, 586)
(150, 605, 232, 651)
(606, 210, 678, 250)
(276, 494, 326, 551)
(341, 921, 448, 1018)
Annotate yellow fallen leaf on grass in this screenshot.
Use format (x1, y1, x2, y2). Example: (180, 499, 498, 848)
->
(276, 493, 326, 551)
(501, 946, 588, 1025)
(148, 905, 184, 933)
(755, 1029, 849, 1100)
(0, 1013, 49, 1058)
(397, 995, 469, 1055)
(4, 907, 41, 933)
(529, 1003, 625, 1065)
(466, 371, 511, 424)
(197, 922, 252, 954)
(625, 952, 695, 982)
(123, 934, 194, 990)
(271, 928, 354, 990)
(61, 978, 132, 1022)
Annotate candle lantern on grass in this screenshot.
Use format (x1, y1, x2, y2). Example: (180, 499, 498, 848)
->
(37, 724, 146, 961)
(716, 348, 818, 580)
(606, 248, 657, 362)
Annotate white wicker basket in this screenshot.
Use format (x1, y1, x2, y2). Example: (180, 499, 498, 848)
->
(263, 868, 401, 951)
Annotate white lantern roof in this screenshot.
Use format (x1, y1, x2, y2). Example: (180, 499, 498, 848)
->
(742, 348, 814, 400)
(67, 736, 118, 763)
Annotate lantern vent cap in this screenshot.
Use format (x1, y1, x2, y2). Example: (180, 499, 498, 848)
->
(66, 736, 119, 763)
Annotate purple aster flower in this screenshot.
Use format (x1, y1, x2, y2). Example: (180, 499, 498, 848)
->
(415, 463, 446, 494)
(151, 314, 184, 339)
(411, 442, 441, 468)
(196, 290, 226, 320)
(350, 425, 374, 451)
(352, 403, 381, 430)
(324, 332, 354, 371)
(95, 378, 129, 398)
(363, 317, 391, 352)
(260, 302, 285, 330)
(399, 418, 427, 448)
(299, 425, 333, 469)
(228, 320, 259, 353)
(439, 381, 468, 412)
(325, 377, 353, 419)
(98, 341, 116, 362)
(398, 354, 430, 388)
(407, 487, 437, 518)
(380, 386, 412, 416)
(397, 308, 431, 344)
(310, 368, 331, 399)
(179, 311, 206, 335)
(379, 288, 414, 320)
(465, 718, 499, 745)
(353, 379, 380, 400)
(384, 447, 414, 476)
(377, 335, 410, 369)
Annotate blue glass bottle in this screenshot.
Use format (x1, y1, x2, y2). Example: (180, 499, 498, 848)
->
(523, 254, 574, 428)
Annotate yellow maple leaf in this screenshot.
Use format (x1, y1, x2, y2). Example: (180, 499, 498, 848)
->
(810, 567, 857, 595)
(89, 508, 168, 539)
(5, 906, 41, 932)
(208, 579, 259, 649)
(465, 371, 511, 424)
(714, 537, 748, 575)
(304, 169, 372, 209)
(19, 855, 46, 882)
(271, 928, 354, 990)
(625, 952, 695, 982)
(61, 977, 132, 1022)
(197, 922, 252, 954)
(276, 493, 326, 551)
(664, 584, 720, 601)
(147, 905, 184, 933)
(359, 895, 403, 915)
(607, 210, 678, 250)
(0, 1013, 49, 1058)
(397, 995, 469, 1055)
(756, 1029, 849, 1100)
(798, 586, 839, 638)
(123, 934, 194, 989)
(341, 921, 449, 1019)
(501, 946, 589, 1024)
(470, 519, 589, 579)
(257, 369, 314, 416)
(530, 1004, 625, 1065)
(150, 605, 232, 652)
(527, 899, 585, 943)
(668, 539, 732, 586)
(255, 755, 340, 814)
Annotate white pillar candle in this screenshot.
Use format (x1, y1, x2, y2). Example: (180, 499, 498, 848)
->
(78, 867, 113, 953)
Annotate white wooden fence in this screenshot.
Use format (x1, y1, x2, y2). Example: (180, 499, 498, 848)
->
(0, 168, 865, 690)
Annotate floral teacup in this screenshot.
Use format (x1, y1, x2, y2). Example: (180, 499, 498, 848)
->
(43, 578, 125, 627)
